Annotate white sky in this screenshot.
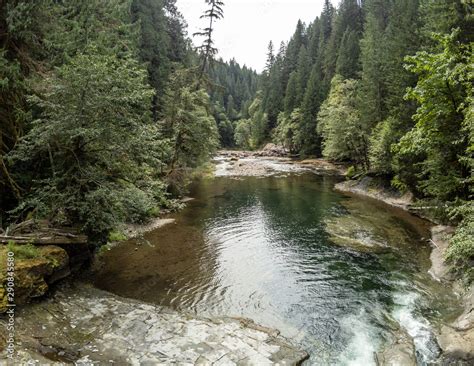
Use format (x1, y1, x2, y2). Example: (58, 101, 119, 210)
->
(176, 0, 336, 72)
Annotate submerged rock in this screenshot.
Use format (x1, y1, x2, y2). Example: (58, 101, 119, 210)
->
(0, 283, 309, 365)
(335, 177, 413, 210)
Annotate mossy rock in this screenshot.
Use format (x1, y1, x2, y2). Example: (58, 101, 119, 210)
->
(0, 245, 69, 313)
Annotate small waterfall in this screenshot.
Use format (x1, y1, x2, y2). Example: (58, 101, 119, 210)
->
(392, 291, 441, 365)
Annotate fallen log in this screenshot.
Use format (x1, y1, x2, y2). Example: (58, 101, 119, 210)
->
(0, 233, 88, 245)
(7, 219, 51, 235)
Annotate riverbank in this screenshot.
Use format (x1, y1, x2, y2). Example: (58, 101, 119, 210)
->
(430, 226, 474, 364)
(0, 282, 308, 364)
(335, 176, 473, 364)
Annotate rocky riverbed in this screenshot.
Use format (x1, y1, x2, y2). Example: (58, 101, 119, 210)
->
(215, 150, 346, 177)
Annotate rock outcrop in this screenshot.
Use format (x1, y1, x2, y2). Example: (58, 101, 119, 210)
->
(429, 226, 474, 365)
(0, 283, 309, 365)
(0, 246, 70, 313)
(334, 176, 414, 210)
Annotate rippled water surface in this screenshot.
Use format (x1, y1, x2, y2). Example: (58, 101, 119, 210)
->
(94, 170, 460, 365)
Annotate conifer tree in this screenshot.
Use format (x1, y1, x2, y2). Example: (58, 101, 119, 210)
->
(357, 0, 391, 128)
(194, 0, 225, 82)
(299, 61, 324, 155)
(284, 72, 299, 114)
(295, 46, 311, 106)
(132, 0, 172, 119)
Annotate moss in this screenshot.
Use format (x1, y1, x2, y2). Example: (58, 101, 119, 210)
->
(6, 242, 40, 260)
(0, 245, 69, 313)
(97, 245, 111, 256)
(108, 230, 127, 242)
(346, 166, 356, 180)
(0, 286, 7, 313)
(148, 206, 161, 217)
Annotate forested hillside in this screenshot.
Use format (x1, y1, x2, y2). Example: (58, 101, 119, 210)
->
(237, 0, 473, 277)
(0, 0, 251, 240)
(209, 59, 259, 147)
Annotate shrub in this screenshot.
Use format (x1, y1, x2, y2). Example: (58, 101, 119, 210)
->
(447, 202, 474, 283)
(108, 230, 127, 242)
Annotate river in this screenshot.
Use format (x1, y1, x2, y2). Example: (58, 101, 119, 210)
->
(93, 156, 461, 365)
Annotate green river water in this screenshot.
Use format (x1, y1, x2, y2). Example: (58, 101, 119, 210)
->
(94, 158, 461, 365)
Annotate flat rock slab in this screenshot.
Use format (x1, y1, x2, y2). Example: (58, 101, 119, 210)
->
(0, 283, 308, 365)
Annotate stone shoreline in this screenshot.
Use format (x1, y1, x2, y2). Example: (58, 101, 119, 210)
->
(334, 177, 413, 210)
(0, 283, 309, 365)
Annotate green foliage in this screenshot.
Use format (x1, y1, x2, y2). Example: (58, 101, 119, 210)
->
(274, 109, 303, 153)
(396, 31, 471, 201)
(8, 51, 165, 238)
(162, 68, 219, 169)
(284, 72, 299, 114)
(390, 175, 409, 194)
(369, 117, 398, 174)
(317, 76, 369, 169)
(132, 0, 188, 118)
(194, 0, 225, 80)
(1, 0, 230, 244)
(346, 166, 356, 180)
(234, 119, 252, 149)
(248, 95, 269, 147)
(208, 59, 259, 146)
(336, 29, 361, 79)
(216, 114, 234, 147)
(108, 230, 128, 242)
(0, 0, 50, 224)
(45, 0, 137, 64)
(299, 61, 324, 156)
(357, 0, 390, 129)
(6, 242, 40, 260)
(447, 202, 474, 282)
(234, 92, 268, 149)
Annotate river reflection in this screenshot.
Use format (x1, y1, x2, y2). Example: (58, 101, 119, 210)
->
(94, 174, 460, 365)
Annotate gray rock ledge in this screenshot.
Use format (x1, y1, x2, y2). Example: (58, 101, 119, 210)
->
(0, 283, 309, 365)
